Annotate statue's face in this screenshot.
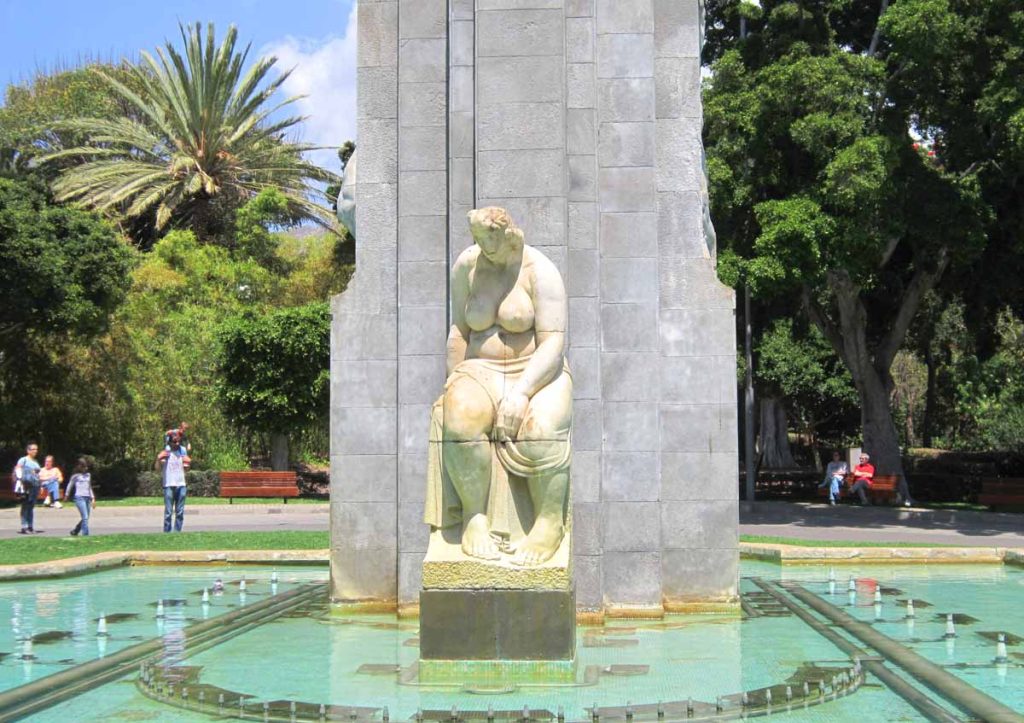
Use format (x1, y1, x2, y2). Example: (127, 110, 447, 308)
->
(471, 222, 519, 264)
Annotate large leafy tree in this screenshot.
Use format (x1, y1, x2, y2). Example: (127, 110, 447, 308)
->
(0, 177, 135, 355)
(216, 303, 330, 470)
(704, 0, 997, 476)
(0, 177, 135, 451)
(43, 23, 338, 239)
(885, 1, 1024, 350)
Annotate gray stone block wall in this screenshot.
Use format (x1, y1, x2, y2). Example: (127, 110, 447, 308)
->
(396, 0, 449, 608)
(654, 0, 738, 606)
(564, 0, 603, 611)
(331, 0, 738, 611)
(330, 0, 400, 604)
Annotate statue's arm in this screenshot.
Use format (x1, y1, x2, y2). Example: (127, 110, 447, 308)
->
(447, 254, 472, 376)
(514, 254, 568, 398)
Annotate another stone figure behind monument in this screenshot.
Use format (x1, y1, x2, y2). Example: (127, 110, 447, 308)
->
(424, 207, 572, 568)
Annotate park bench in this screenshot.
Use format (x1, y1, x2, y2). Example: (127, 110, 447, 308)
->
(219, 471, 299, 503)
(0, 485, 48, 503)
(978, 478, 1024, 510)
(816, 474, 900, 504)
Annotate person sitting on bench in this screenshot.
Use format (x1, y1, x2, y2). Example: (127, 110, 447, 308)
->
(849, 452, 875, 505)
(818, 450, 848, 505)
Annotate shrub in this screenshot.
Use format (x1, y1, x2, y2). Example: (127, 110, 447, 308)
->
(93, 459, 145, 497)
(136, 470, 220, 497)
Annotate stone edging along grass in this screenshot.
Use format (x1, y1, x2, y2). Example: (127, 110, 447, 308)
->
(2, 545, 1021, 581)
(0, 549, 330, 582)
(740, 542, 1023, 565)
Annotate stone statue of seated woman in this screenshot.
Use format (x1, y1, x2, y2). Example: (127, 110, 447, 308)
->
(424, 207, 572, 568)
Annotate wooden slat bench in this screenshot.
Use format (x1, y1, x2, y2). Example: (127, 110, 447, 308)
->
(979, 478, 1024, 510)
(0, 485, 49, 503)
(219, 471, 299, 503)
(816, 474, 900, 504)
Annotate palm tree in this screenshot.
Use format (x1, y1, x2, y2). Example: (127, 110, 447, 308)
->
(43, 23, 338, 239)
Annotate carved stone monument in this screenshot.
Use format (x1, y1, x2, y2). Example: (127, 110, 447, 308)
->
(418, 207, 575, 670)
(330, 0, 738, 618)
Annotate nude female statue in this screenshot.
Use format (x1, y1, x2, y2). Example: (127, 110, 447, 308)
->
(424, 208, 572, 567)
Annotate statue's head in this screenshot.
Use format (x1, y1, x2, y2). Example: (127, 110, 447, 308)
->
(468, 207, 524, 264)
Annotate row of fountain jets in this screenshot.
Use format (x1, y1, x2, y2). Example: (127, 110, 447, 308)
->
(824, 567, 1009, 664)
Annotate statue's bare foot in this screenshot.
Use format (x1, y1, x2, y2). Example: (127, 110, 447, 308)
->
(462, 514, 500, 560)
(511, 519, 563, 566)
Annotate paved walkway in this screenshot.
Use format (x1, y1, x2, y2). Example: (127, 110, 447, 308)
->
(0, 503, 329, 538)
(3, 499, 1021, 548)
(740, 501, 1024, 548)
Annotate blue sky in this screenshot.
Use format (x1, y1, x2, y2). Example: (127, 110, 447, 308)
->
(0, 0, 358, 167)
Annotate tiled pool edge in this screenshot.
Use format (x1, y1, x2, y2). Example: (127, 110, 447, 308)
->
(0, 549, 330, 581)
(741, 542, 1023, 565)
(2, 545, 1021, 582)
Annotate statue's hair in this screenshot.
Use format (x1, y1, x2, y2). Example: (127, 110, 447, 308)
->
(468, 207, 524, 244)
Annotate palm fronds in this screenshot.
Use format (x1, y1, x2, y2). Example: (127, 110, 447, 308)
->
(42, 22, 339, 236)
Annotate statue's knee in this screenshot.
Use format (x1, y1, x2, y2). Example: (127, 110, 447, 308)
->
(443, 383, 492, 441)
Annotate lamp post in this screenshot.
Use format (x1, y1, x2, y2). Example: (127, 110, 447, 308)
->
(739, 0, 759, 503)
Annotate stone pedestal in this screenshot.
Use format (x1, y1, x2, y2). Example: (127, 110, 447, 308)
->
(419, 589, 576, 674)
(418, 529, 576, 677)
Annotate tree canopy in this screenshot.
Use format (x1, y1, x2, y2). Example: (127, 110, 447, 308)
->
(0, 177, 135, 350)
(704, 0, 1009, 474)
(215, 303, 330, 468)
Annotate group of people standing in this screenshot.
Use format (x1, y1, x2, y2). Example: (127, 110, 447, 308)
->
(9, 421, 193, 537)
(13, 442, 95, 536)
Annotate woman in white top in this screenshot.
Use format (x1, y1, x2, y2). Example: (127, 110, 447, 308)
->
(65, 457, 96, 536)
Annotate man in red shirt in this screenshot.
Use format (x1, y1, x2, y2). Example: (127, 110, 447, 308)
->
(849, 453, 875, 505)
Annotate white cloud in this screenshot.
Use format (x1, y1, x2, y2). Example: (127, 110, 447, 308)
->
(261, 3, 357, 172)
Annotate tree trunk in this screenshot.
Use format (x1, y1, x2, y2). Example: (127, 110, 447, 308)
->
(808, 413, 822, 471)
(759, 397, 798, 469)
(802, 260, 949, 481)
(270, 433, 290, 471)
(856, 368, 904, 476)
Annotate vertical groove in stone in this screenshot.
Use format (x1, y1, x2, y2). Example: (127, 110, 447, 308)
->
(396, 0, 451, 606)
(564, 0, 602, 612)
(449, 0, 476, 267)
(596, 0, 663, 610)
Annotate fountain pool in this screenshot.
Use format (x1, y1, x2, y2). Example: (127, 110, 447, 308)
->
(0, 560, 1020, 721)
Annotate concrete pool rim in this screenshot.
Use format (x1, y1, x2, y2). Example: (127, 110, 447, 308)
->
(1, 545, 1022, 584)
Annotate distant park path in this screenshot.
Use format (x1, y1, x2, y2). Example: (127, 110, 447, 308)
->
(2, 500, 1022, 548)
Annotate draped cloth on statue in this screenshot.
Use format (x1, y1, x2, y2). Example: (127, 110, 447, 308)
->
(424, 355, 571, 541)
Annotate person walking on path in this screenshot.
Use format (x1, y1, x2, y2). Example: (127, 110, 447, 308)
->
(818, 451, 848, 505)
(65, 457, 96, 536)
(849, 452, 875, 505)
(14, 442, 42, 534)
(38, 456, 63, 508)
(158, 433, 190, 532)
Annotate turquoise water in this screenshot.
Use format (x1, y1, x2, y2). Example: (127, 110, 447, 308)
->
(4, 560, 1022, 721)
(0, 564, 327, 692)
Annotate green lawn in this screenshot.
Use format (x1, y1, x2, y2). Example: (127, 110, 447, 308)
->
(0, 530, 329, 566)
(740, 535, 963, 548)
(0, 496, 327, 510)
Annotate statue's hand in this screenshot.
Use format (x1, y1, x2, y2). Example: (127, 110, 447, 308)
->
(495, 392, 529, 442)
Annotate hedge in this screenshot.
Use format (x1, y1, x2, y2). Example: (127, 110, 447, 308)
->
(135, 470, 220, 497)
